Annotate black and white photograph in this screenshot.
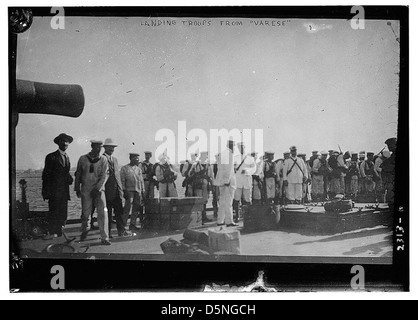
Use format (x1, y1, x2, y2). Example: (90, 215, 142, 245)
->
(7, 5, 409, 295)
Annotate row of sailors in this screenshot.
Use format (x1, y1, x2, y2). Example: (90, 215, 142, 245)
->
(256, 148, 393, 204)
(70, 137, 396, 242)
(42, 133, 396, 244)
(103, 143, 392, 210)
(178, 139, 397, 224)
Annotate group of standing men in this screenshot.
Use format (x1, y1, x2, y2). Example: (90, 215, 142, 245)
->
(41, 133, 397, 245)
(42, 134, 166, 245)
(304, 138, 397, 207)
(180, 138, 397, 226)
(246, 138, 397, 210)
(180, 141, 260, 227)
(179, 140, 308, 226)
(247, 139, 397, 209)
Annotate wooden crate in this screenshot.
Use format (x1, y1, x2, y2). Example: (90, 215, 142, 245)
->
(170, 209, 203, 230)
(278, 207, 392, 235)
(243, 204, 280, 232)
(144, 199, 160, 214)
(208, 227, 241, 254)
(143, 197, 204, 231)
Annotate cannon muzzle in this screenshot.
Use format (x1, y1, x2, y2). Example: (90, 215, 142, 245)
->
(15, 79, 85, 117)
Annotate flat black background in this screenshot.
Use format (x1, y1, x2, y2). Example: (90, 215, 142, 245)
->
(9, 5, 409, 293)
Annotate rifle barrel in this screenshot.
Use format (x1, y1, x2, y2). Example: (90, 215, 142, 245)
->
(376, 146, 386, 155)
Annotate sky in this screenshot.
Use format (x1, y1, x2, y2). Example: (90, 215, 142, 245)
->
(15, 16, 400, 169)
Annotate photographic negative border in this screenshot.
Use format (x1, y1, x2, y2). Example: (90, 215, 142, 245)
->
(9, 5, 409, 292)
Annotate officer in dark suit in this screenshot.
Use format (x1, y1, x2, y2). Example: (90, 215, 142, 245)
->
(102, 138, 132, 237)
(42, 133, 74, 239)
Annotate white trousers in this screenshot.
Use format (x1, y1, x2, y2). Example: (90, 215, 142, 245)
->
(286, 183, 303, 201)
(217, 185, 235, 225)
(81, 191, 109, 240)
(234, 187, 251, 202)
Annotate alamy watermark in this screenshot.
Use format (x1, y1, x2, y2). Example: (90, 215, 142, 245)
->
(155, 121, 264, 163)
(350, 265, 365, 290)
(50, 265, 65, 290)
(351, 6, 365, 30)
(51, 7, 65, 30)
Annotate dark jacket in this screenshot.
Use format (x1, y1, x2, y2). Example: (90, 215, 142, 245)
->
(42, 150, 73, 200)
(381, 153, 396, 185)
(103, 153, 123, 200)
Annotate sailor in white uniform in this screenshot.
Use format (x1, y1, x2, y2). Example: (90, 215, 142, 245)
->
(233, 143, 256, 222)
(213, 140, 238, 227)
(283, 146, 308, 204)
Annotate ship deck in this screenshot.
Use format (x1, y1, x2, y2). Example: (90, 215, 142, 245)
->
(15, 203, 393, 263)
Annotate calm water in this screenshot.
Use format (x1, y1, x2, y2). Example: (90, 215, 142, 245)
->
(16, 171, 198, 220)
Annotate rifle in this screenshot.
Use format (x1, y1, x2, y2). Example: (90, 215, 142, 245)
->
(234, 155, 247, 173)
(262, 178, 268, 203)
(191, 169, 212, 190)
(181, 161, 193, 188)
(282, 180, 287, 204)
(337, 145, 350, 175)
(197, 167, 213, 190)
(253, 175, 266, 202)
(376, 146, 386, 156)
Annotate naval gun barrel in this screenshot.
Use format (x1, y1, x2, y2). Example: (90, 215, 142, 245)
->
(15, 79, 85, 118)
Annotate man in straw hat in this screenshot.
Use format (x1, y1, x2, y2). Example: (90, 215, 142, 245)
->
(74, 140, 111, 245)
(102, 138, 132, 237)
(42, 133, 74, 240)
